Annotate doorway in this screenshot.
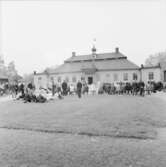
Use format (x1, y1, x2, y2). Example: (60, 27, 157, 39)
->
(88, 77, 93, 85)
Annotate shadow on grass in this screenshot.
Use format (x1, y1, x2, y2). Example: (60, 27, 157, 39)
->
(0, 125, 157, 140)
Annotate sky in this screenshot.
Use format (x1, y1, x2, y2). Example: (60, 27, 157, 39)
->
(0, 0, 166, 75)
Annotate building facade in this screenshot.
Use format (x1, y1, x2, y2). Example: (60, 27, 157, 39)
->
(34, 47, 164, 89)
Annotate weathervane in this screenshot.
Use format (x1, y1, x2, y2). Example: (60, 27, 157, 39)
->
(92, 38, 97, 54)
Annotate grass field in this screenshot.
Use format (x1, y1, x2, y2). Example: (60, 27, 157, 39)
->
(0, 94, 166, 139)
(0, 94, 166, 167)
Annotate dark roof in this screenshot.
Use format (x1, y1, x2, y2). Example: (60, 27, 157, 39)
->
(35, 51, 140, 75)
(48, 58, 139, 74)
(65, 52, 127, 62)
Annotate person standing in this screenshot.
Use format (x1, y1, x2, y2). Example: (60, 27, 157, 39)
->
(139, 81, 145, 97)
(19, 83, 25, 98)
(77, 80, 82, 98)
(52, 81, 56, 96)
(62, 80, 67, 95)
(14, 84, 19, 97)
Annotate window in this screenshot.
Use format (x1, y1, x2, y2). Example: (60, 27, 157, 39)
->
(65, 76, 69, 83)
(123, 73, 128, 81)
(81, 77, 85, 81)
(106, 73, 110, 77)
(72, 76, 76, 83)
(133, 73, 138, 81)
(96, 74, 100, 81)
(113, 73, 118, 81)
(57, 76, 61, 83)
(148, 72, 154, 80)
(38, 77, 42, 81)
(50, 77, 54, 81)
(38, 77, 42, 87)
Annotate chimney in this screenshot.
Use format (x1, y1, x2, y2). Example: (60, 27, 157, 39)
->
(141, 64, 144, 68)
(72, 52, 76, 57)
(34, 71, 36, 75)
(115, 47, 119, 53)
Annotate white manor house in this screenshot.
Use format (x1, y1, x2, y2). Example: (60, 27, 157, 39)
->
(34, 47, 166, 89)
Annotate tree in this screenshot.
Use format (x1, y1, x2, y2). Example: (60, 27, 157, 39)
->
(23, 73, 34, 84)
(0, 54, 7, 76)
(7, 61, 19, 83)
(145, 51, 166, 66)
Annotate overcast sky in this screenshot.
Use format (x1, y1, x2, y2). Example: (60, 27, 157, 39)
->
(1, 0, 166, 75)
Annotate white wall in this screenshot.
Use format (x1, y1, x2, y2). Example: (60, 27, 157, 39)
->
(141, 68, 161, 83)
(50, 72, 82, 85)
(34, 68, 162, 90)
(34, 74, 48, 89)
(34, 72, 83, 89)
(96, 70, 140, 83)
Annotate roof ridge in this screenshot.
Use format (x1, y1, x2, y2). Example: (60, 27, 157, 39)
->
(70, 51, 124, 57)
(65, 51, 126, 62)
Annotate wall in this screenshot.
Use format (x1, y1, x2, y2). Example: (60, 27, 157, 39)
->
(34, 72, 83, 89)
(34, 74, 48, 89)
(141, 68, 161, 83)
(34, 67, 162, 90)
(96, 70, 141, 83)
(160, 62, 166, 83)
(34, 70, 141, 89)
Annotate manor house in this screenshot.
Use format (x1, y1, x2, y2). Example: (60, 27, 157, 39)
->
(34, 47, 165, 89)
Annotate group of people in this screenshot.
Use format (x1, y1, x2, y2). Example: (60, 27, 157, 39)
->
(101, 81, 155, 96)
(0, 83, 9, 96)
(0, 80, 164, 103)
(13, 82, 64, 103)
(52, 80, 164, 98)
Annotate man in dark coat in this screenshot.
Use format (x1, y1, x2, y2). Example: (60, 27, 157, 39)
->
(14, 84, 19, 96)
(139, 81, 145, 96)
(62, 81, 68, 95)
(19, 83, 25, 98)
(27, 82, 33, 90)
(52, 81, 56, 96)
(77, 81, 82, 98)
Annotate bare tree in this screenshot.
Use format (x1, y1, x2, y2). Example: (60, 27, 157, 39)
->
(145, 51, 166, 66)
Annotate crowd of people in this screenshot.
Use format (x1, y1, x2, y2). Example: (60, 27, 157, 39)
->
(12, 82, 63, 103)
(0, 80, 164, 103)
(100, 81, 163, 96)
(59, 80, 164, 97)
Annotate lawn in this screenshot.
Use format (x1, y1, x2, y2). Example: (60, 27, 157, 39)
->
(1, 94, 166, 167)
(0, 94, 166, 139)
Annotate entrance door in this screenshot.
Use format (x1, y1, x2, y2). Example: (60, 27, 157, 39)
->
(164, 71, 166, 82)
(88, 77, 93, 85)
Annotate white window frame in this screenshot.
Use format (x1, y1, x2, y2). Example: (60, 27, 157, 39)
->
(133, 73, 138, 81)
(148, 72, 154, 80)
(123, 73, 128, 81)
(113, 73, 118, 81)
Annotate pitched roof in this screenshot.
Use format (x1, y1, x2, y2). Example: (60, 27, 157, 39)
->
(35, 50, 140, 76)
(65, 52, 126, 62)
(49, 58, 139, 74)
